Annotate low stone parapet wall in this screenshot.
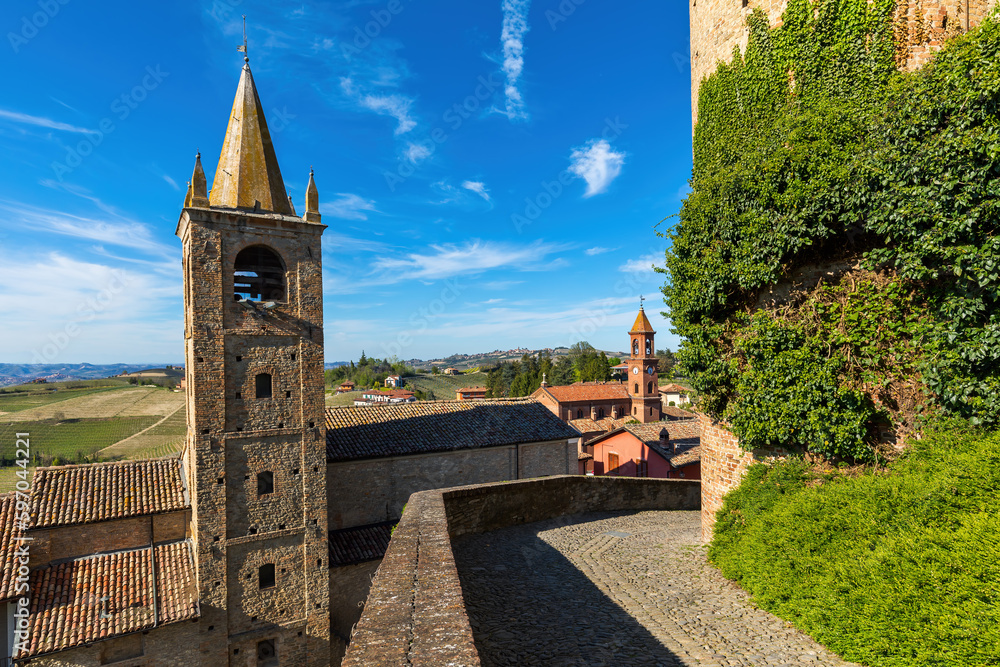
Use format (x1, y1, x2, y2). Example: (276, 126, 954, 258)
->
(342, 475, 700, 666)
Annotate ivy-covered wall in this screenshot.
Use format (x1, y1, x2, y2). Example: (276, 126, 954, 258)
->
(665, 0, 1000, 461)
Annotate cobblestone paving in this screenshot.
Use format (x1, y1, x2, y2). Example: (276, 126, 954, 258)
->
(452, 510, 858, 667)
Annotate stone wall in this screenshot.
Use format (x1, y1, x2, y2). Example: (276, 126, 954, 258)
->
(698, 413, 788, 542)
(342, 475, 700, 666)
(329, 559, 381, 666)
(29, 511, 190, 569)
(29, 620, 201, 667)
(688, 0, 999, 125)
(326, 439, 577, 529)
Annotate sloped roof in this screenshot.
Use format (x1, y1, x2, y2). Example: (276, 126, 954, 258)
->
(17, 540, 198, 658)
(589, 420, 701, 467)
(630, 308, 655, 334)
(0, 493, 24, 602)
(210, 64, 293, 214)
(568, 416, 630, 434)
(329, 522, 396, 567)
(325, 399, 580, 462)
(534, 383, 630, 403)
(659, 383, 690, 394)
(30, 458, 187, 529)
(668, 445, 702, 468)
(663, 406, 696, 420)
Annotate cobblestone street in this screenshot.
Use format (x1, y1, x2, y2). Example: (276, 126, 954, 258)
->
(453, 510, 857, 667)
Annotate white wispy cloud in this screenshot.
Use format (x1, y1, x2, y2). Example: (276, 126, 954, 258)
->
(405, 142, 431, 164)
(340, 77, 416, 135)
(496, 0, 532, 121)
(0, 201, 171, 255)
(569, 139, 626, 197)
(0, 108, 95, 134)
(371, 240, 568, 282)
(321, 193, 378, 221)
(619, 252, 664, 275)
(162, 174, 181, 191)
(461, 180, 491, 202)
(585, 246, 618, 256)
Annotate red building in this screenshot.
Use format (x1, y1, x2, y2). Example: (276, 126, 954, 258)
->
(586, 421, 701, 479)
(533, 305, 662, 424)
(456, 387, 488, 401)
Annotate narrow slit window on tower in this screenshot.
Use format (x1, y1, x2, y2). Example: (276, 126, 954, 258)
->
(257, 471, 274, 495)
(633, 340, 639, 355)
(234, 245, 285, 302)
(646, 339, 651, 355)
(259, 564, 275, 589)
(648, 381, 654, 394)
(256, 373, 272, 399)
(634, 383, 639, 394)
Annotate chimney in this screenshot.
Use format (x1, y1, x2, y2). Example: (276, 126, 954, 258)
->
(659, 428, 670, 450)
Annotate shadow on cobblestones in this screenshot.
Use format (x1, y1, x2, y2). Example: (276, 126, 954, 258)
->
(453, 510, 857, 667)
(454, 511, 684, 667)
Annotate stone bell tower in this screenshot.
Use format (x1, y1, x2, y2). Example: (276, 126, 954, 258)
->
(177, 56, 329, 666)
(627, 305, 661, 423)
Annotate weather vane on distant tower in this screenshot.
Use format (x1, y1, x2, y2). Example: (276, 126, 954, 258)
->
(237, 15, 249, 63)
(640, 295, 645, 308)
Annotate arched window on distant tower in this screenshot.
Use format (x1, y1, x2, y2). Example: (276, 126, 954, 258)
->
(645, 339, 651, 355)
(633, 340, 639, 355)
(634, 383, 639, 394)
(234, 245, 285, 302)
(647, 381, 653, 394)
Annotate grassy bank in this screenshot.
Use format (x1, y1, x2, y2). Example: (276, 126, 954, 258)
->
(709, 423, 1000, 666)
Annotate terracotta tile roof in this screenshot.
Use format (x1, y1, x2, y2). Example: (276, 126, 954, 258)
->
(30, 458, 187, 529)
(663, 406, 696, 420)
(0, 493, 25, 603)
(325, 399, 580, 462)
(534, 383, 630, 403)
(659, 383, 690, 394)
(456, 387, 487, 393)
(630, 308, 655, 333)
(668, 445, 702, 468)
(578, 451, 593, 461)
(568, 416, 630, 434)
(329, 522, 396, 566)
(18, 540, 198, 658)
(622, 420, 700, 447)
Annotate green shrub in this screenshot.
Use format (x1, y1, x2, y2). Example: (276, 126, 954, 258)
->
(710, 423, 1000, 666)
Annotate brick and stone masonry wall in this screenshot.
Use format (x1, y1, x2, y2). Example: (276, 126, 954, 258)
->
(688, 0, 998, 126)
(342, 475, 700, 667)
(699, 412, 789, 543)
(29, 620, 202, 667)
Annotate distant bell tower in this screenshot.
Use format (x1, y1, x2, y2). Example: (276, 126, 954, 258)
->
(627, 304, 661, 423)
(177, 54, 329, 666)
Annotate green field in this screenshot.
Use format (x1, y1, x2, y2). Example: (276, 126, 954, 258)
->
(0, 385, 126, 413)
(0, 416, 160, 465)
(0, 465, 34, 494)
(100, 406, 187, 460)
(406, 373, 487, 400)
(326, 391, 362, 407)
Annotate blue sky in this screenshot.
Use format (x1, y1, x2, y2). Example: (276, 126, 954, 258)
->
(0, 0, 693, 364)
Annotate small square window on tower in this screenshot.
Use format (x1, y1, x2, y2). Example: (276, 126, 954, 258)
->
(257, 471, 274, 495)
(259, 563, 276, 589)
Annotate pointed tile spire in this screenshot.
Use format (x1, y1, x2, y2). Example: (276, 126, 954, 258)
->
(210, 63, 293, 214)
(630, 306, 655, 334)
(184, 180, 193, 208)
(190, 152, 209, 207)
(304, 168, 321, 223)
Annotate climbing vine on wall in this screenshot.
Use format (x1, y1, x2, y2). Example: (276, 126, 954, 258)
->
(662, 0, 1000, 460)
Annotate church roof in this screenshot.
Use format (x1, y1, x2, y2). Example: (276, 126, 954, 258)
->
(534, 383, 630, 403)
(329, 521, 396, 567)
(30, 458, 188, 529)
(630, 307, 656, 334)
(325, 399, 580, 462)
(210, 64, 294, 215)
(16, 540, 198, 658)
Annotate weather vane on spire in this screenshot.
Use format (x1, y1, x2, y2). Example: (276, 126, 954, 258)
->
(237, 15, 248, 63)
(640, 295, 645, 308)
